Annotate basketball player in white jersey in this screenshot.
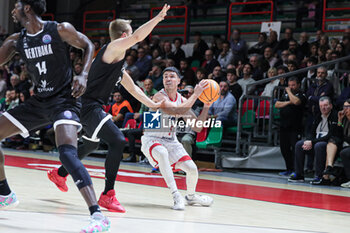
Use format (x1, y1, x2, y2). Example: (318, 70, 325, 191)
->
(141, 67, 213, 210)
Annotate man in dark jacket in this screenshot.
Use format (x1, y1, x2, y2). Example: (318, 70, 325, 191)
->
(289, 96, 337, 183)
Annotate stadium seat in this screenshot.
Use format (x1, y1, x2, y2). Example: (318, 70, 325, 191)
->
(255, 100, 270, 119)
(196, 126, 223, 149)
(196, 127, 208, 142)
(124, 119, 137, 129)
(242, 99, 254, 116)
(226, 110, 256, 134)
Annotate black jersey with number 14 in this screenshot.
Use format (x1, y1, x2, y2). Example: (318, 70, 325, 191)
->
(16, 21, 72, 98)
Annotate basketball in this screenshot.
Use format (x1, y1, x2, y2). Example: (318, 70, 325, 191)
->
(198, 79, 220, 104)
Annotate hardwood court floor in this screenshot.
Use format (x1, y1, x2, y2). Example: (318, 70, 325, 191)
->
(0, 149, 350, 233)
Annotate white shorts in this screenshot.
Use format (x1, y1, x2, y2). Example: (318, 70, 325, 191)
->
(141, 136, 192, 171)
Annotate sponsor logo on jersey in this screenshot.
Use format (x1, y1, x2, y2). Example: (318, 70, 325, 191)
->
(63, 110, 73, 119)
(143, 110, 162, 129)
(42, 34, 52, 44)
(24, 44, 53, 59)
(37, 79, 54, 93)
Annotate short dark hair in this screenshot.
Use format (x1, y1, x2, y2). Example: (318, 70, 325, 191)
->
(20, 0, 46, 16)
(226, 68, 236, 75)
(288, 76, 300, 84)
(173, 37, 183, 45)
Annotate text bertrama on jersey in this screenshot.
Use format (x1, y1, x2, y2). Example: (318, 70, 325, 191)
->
(16, 21, 72, 98)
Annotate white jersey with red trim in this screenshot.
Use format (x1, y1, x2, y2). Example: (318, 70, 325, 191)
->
(143, 89, 183, 140)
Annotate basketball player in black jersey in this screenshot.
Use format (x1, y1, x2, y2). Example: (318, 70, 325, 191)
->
(47, 4, 171, 213)
(0, 1, 110, 232)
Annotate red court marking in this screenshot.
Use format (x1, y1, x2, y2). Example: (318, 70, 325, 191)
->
(5, 155, 350, 213)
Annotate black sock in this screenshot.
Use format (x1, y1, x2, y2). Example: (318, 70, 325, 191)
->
(0, 179, 11, 196)
(103, 179, 113, 195)
(89, 205, 101, 215)
(57, 166, 69, 177)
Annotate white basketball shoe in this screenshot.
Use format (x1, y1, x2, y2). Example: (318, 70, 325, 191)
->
(172, 191, 185, 210)
(185, 194, 213, 207)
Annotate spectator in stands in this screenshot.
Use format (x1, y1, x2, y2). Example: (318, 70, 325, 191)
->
(150, 35, 161, 51)
(179, 58, 196, 86)
(230, 28, 247, 62)
(309, 43, 318, 59)
(275, 77, 306, 176)
(192, 31, 209, 62)
(318, 99, 350, 185)
(275, 28, 294, 55)
(19, 90, 30, 104)
(152, 47, 162, 61)
(288, 39, 303, 62)
(330, 38, 339, 51)
(146, 65, 163, 91)
(135, 47, 152, 80)
(171, 38, 186, 68)
(248, 32, 268, 55)
(301, 56, 318, 92)
(74, 63, 83, 76)
(267, 30, 278, 52)
(299, 32, 310, 59)
(0, 70, 6, 99)
(306, 66, 334, 134)
(111, 91, 134, 128)
(289, 96, 337, 183)
(208, 80, 237, 127)
(319, 35, 330, 50)
(280, 50, 290, 67)
(263, 47, 280, 69)
(124, 55, 140, 81)
(176, 85, 198, 157)
(196, 67, 207, 83)
(9, 74, 20, 91)
(165, 59, 176, 67)
(261, 68, 279, 97)
(226, 68, 242, 104)
(336, 73, 350, 110)
(6, 89, 19, 111)
(155, 40, 173, 67)
(217, 40, 233, 71)
(311, 29, 324, 46)
(93, 40, 101, 58)
(202, 49, 220, 74)
(208, 66, 224, 83)
(275, 66, 289, 98)
(238, 63, 255, 95)
(335, 42, 346, 57)
(210, 34, 223, 58)
(249, 54, 264, 80)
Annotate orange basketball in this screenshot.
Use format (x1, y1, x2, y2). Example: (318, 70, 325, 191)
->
(198, 79, 220, 104)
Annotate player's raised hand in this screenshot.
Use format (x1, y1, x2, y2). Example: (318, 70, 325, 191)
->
(156, 4, 171, 21)
(194, 80, 209, 97)
(71, 74, 87, 98)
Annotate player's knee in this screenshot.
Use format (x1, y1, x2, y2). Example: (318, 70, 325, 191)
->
(58, 144, 92, 189)
(152, 146, 169, 161)
(184, 160, 198, 175)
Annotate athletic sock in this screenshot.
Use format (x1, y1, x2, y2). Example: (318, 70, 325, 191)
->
(0, 179, 11, 196)
(89, 205, 101, 215)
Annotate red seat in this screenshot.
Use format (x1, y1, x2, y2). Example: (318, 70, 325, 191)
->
(196, 127, 208, 142)
(256, 100, 270, 119)
(124, 119, 137, 129)
(242, 99, 254, 115)
(102, 104, 111, 113)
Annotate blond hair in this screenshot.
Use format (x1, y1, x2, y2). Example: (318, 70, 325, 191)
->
(109, 19, 132, 40)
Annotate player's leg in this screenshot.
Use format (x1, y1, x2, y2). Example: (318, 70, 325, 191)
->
(0, 115, 23, 209)
(48, 136, 99, 192)
(96, 119, 126, 212)
(141, 138, 184, 210)
(55, 124, 109, 232)
(175, 160, 213, 207)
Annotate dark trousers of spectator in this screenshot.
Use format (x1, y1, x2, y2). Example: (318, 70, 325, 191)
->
(340, 147, 350, 180)
(280, 129, 300, 172)
(295, 140, 327, 178)
(123, 129, 143, 156)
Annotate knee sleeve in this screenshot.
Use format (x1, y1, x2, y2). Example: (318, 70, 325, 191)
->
(58, 144, 92, 189)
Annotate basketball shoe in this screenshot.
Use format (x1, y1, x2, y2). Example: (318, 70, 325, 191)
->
(185, 194, 213, 207)
(0, 191, 19, 209)
(80, 212, 110, 233)
(172, 191, 185, 210)
(47, 168, 68, 192)
(98, 190, 125, 213)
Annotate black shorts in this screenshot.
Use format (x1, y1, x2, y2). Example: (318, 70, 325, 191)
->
(3, 90, 81, 138)
(80, 98, 112, 142)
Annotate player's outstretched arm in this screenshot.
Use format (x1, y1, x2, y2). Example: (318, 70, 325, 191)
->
(104, 4, 170, 62)
(157, 80, 208, 115)
(121, 69, 163, 109)
(0, 33, 19, 66)
(58, 22, 94, 98)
